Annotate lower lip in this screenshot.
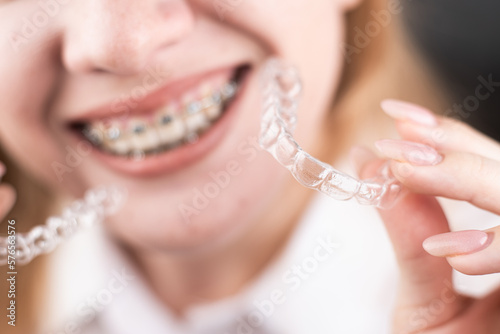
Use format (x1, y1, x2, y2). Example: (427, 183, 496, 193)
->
(77, 69, 252, 177)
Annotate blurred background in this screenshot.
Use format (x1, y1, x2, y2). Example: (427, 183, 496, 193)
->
(403, 0, 500, 141)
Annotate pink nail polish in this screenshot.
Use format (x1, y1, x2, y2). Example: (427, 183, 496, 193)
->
(423, 230, 494, 257)
(381, 99, 438, 127)
(375, 139, 443, 166)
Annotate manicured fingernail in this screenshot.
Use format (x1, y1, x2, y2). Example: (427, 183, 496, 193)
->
(375, 139, 443, 166)
(423, 230, 494, 257)
(381, 99, 438, 127)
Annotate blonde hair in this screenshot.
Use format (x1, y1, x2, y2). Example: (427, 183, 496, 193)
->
(0, 149, 52, 333)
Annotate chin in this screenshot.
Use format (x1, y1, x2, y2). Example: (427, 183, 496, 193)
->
(103, 156, 288, 253)
(56, 59, 287, 252)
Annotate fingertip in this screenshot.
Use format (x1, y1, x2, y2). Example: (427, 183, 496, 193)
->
(375, 139, 443, 166)
(380, 99, 438, 127)
(422, 230, 492, 258)
(388, 152, 500, 214)
(443, 229, 499, 275)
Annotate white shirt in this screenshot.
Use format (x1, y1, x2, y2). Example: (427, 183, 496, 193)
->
(45, 192, 500, 334)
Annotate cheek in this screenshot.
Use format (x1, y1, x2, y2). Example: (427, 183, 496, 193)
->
(0, 64, 77, 192)
(216, 0, 340, 64)
(0, 5, 74, 189)
(219, 1, 344, 147)
(0, 0, 345, 249)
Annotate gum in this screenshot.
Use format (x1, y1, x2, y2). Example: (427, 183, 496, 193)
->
(259, 58, 401, 209)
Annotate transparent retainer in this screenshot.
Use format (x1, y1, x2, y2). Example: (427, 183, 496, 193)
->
(0, 186, 126, 266)
(259, 58, 401, 208)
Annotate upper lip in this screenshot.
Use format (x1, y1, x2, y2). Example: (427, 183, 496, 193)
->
(65, 63, 246, 125)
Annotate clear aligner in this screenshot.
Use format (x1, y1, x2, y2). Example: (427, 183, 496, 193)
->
(0, 186, 126, 266)
(260, 58, 401, 208)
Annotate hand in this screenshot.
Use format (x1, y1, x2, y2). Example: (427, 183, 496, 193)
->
(0, 162, 15, 223)
(353, 99, 500, 333)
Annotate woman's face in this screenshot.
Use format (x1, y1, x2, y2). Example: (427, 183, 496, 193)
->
(0, 0, 355, 251)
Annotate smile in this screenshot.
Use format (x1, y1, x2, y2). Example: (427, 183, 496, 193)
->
(67, 64, 251, 176)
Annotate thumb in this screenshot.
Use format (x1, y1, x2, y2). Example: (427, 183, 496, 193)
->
(375, 190, 469, 332)
(423, 227, 499, 275)
(352, 148, 469, 332)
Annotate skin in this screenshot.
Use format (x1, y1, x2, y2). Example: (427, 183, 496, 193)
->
(0, 0, 498, 332)
(358, 112, 500, 333)
(0, 0, 358, 313)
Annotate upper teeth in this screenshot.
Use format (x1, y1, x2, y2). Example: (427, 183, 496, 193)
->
(107, 127, 121, 141)
(83, 81, 238, 157)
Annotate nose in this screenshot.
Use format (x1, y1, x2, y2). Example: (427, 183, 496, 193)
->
(62, 0, 195, 75)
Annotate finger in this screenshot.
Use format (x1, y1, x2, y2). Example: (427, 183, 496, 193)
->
(359, 161, 468, 332)
(375, 140, 500, 214)
(423, 226, 500, 275)
(358, 153, 450, 284)
(396, 118, 500, 161)
(481, 284, 500, 314)
(381, 99, 500, 160)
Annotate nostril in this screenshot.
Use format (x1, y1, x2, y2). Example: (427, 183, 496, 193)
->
(62, 31, 153, 75)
